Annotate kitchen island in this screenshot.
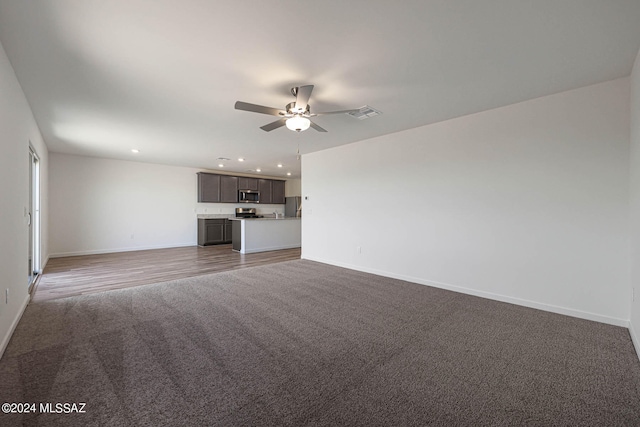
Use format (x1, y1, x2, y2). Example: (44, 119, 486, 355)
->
(231, 217, 301, 254)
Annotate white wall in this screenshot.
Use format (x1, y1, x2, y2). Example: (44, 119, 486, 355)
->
(0, 40, 48, 358)
(629, 48, 640, 355)
(303, 78, 630, 326)
(50, 153, 290, 256)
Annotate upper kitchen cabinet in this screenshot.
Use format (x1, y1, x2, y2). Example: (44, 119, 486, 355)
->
(257, 179, 285, 204)
(238, 177, 258, 191)
(272, 180, 285, 204)
(197, 172, 221, 202)
(197, 172, 237, 203)
(198, 172, 286, 204)
(220, 175, 238, 203)
(258, 179, 272, 204)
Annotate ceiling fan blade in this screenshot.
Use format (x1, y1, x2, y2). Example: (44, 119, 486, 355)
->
(311, 109, 359, 116)
(260, 118, 287, 132)
(294, 85, 314, 112)
(309, 121, 328, 132)
(235, 101, 285, 116)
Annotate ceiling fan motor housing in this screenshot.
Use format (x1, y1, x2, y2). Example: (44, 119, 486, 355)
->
(285, 102, 310, 115)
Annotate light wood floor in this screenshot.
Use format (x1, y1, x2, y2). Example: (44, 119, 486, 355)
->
(33, 245, 301, 302)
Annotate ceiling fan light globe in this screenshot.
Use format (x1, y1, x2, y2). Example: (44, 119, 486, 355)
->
(286, 116, 310, 132)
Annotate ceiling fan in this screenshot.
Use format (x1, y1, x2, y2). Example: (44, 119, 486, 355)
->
(234, 85, 359, 133)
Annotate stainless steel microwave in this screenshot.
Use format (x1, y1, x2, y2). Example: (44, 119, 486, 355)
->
(239, 189, 260, 203)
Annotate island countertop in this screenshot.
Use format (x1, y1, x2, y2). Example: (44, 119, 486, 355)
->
(196, 214, 234, 219)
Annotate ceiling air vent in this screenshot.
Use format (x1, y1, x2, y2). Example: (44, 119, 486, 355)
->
(347, 105, 381, 120)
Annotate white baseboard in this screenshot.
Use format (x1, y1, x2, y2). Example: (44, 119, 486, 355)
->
(242, 244, 301, 254)
(630, 322, 640, 362)
(49, 242, 196, 258)
(0, 293, 30, 361)
(40, 254, 50, 272)
(302, 256, 629, 328)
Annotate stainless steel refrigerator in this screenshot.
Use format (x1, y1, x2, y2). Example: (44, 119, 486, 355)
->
(285, 196, 302, 218)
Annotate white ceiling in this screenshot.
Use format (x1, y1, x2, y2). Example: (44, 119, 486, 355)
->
(1, 1, 640, 179)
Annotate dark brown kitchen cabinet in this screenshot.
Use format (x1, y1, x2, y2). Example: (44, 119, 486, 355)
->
(198, 218, 232, 246)
(197, 172, 237, 203)
(225, 220, 233, 242)
(238, 177, 258, 191)
(198, 172, 286, 204)
(258, 179, 272, 204)
(272, 180, 285, 204)
(197, 173, 221, 203)
(220, 175, 238, 203)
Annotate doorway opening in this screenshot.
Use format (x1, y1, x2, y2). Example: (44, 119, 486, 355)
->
(28, 146, 41, 292)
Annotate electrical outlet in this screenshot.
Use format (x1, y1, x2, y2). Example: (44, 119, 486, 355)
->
(357, 246, 362, 254)
(633, 287, 636, 302)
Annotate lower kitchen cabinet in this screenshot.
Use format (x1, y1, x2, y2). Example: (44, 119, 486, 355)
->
(225, 220, 233, 243)
(198, 218, 232, 246)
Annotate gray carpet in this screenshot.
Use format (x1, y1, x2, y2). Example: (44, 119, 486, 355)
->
(1, 260, 639, 426)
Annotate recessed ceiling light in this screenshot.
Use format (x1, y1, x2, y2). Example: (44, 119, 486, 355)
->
(286, 172, 292, 176)
(277, 164, 283, 168)
(238, 158, 245, 162)
(256, 168, 261, 172)
(131, 149, 139, 153)
(218, 163, 224, 167)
